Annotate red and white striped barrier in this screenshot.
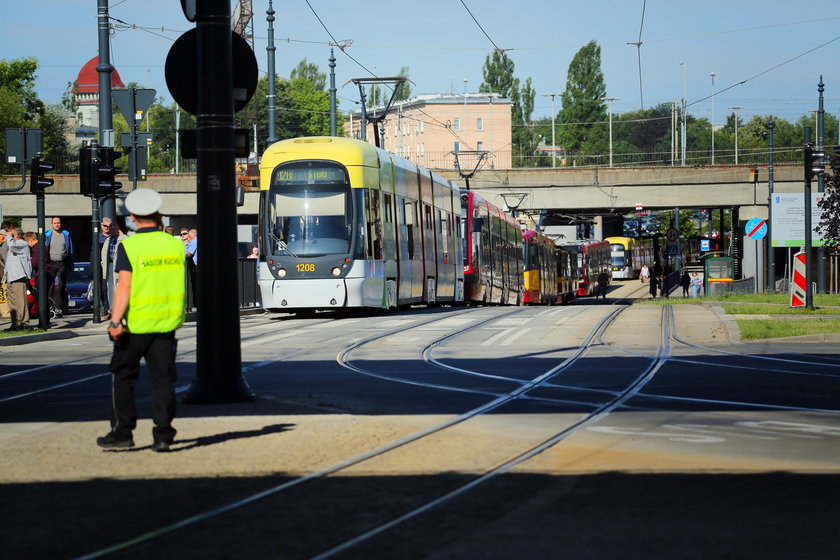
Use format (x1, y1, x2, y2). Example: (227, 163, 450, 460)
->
(790, 251, 806, 307)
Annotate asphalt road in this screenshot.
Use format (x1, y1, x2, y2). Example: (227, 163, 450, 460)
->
(1, 282, 839, 559)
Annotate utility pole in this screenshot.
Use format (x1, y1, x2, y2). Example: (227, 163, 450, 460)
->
(542, 93, 559, 168)
(679, 62, 686, 166)
(329, 49, 337, 136)
(97, 0, 116, 220)
(605, 97, 620, 167)
(710, 72, 716, 165)
(265, 0, 277, 145)
(767, 120, 775, 292)
(729, 106, 743, 164)
(817, 76, 826, 294)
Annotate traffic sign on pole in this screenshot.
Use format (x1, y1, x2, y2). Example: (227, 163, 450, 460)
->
(745, 218, 767, 240)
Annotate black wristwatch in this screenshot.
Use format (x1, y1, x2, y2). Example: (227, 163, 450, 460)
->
(109, 321, 121, 329)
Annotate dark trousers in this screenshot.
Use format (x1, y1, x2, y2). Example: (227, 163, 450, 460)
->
(47, 260, 68, 313)
(108, 331, 178, 443)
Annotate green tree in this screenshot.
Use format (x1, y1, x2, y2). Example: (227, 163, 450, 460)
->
(479, 51, 517, 99)
(38, 103, 73, 162)
(0, 57, 44, 155)
(556, 41, 607, 160)
(394, 66, 412, 102)
(290, 59, 326, 91)
(817, 153, 840, 249)
(479, 51, 537, 166)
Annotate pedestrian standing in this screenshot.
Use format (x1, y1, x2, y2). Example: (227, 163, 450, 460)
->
(690, 271, 702, 299)
(597, 270, 609, 300)
(184, 228, 198, 309)
(2, 228, 33, 330)
(45, 217, 74, 316)
(0, 229, 9, 320)
(649, 274, 658, 299)
(97, 189, 186, 452)
(100, 222, 127, 318)
(680, 270, 690, 297)
(640, 263, 650, 285)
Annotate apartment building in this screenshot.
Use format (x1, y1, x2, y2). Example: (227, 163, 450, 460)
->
(344, 93, 512, 170)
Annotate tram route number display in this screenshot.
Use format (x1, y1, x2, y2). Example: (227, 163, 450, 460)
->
(275, 167, 345, 184)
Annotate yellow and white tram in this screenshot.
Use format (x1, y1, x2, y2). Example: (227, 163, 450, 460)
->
(258, 137, 463, 311)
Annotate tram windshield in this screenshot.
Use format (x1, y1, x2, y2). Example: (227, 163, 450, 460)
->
(267, 162, 353, 257)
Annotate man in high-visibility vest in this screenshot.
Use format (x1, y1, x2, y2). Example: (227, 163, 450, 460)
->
(97, 189, 186, 452)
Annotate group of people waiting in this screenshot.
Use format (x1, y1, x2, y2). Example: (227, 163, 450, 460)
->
(640, 263, 702, 299)
(0, 218, 75, 330)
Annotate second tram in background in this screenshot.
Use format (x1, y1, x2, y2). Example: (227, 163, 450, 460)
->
(560, 240, 611, 296)
(461, 190, 522, 305)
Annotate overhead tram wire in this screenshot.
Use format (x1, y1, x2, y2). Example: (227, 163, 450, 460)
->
(686, 33, 840, 109)
(459, 0, 507, 55)
(304, 0, 477, 152)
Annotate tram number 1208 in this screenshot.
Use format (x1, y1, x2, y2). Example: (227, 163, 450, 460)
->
(296, 263, 316, 272)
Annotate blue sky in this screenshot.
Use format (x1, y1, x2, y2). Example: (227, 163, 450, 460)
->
(2, 1, 839, 125)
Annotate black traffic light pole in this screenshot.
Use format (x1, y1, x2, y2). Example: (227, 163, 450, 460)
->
(31, 154, 55, 330)
(803, 127, 825, 310)
(181, 0, 253, 403)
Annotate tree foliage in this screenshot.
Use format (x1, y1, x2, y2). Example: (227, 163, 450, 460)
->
(479, 51, 538, 165)
(817, 153, 840, 249)
(557, 41, 607, 156)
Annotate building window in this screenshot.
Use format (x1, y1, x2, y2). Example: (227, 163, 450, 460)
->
(454, 142, 460, 152)
(477, 117, 484, 131)
(453, 118, 461, 132)
(477, 141, 484, 151)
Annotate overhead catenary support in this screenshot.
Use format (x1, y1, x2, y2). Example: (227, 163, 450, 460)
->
(347, 76, 410, 148)
(452, 150, 488, 191)
(265, 0, 277, 144)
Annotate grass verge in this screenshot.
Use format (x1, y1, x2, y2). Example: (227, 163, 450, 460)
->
(722, 304, 840, 315)
(736, 318, 840, 340)
(0, 328, 47, 339)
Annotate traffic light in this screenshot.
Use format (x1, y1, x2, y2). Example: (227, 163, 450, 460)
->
(79, 145, 93, 196)
(30, 154, 55, 194)
(94, 146, 122, 197)
(804, 144, 825, 181)
(831, 145, 840, 172)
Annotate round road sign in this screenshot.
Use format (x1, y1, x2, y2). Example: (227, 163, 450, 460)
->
(666, 227, 680, 242)
(745, 218, 767, 240)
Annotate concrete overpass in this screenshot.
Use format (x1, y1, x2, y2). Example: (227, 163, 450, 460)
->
(439, 163, 805, 221)
(0, 163, 806, 229)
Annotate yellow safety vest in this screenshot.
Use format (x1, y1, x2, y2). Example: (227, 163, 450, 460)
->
(122, 231, 186, 333)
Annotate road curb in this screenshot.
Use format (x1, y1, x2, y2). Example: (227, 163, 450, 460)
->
(0, 329, 79, 346)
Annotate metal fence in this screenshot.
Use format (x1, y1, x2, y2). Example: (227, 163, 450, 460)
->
(184, 258, 261, 311)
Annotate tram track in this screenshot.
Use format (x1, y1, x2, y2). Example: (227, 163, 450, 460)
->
(0, 315, 332, 403)
(72, 301, 675, 560)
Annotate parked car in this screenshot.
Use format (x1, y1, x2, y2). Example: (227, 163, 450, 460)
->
(66, 262, 93, 312)
(27, 262, 93, 317)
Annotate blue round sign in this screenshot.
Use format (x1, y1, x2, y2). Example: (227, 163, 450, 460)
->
(745, 218, 767, 240)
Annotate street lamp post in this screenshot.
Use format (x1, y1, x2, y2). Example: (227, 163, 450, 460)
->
(729, 106, 743, 164)
(710, 72, 716, 165)
(463, 78, 468, 134)
(679, 62, 686, 166)
(543, 93, 560, 168)
(605, 97, 620, 167)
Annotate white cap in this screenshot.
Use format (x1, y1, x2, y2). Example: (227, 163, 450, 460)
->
(124, 188, 163, 216)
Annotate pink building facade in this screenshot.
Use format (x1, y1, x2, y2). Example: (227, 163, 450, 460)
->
(344, 93, 512, 170)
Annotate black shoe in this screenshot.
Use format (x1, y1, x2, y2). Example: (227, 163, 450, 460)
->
(97, 433, 135, 449)
(152, 441, 171, 453)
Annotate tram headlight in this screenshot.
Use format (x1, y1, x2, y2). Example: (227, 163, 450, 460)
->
(278, 268, 287, 278)
(332, 267, 341, 276)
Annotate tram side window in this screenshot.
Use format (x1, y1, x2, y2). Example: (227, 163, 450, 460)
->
(405, 200, 417, 260)
(366, 189, 383, 259)
(440, 212, 450, 261)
